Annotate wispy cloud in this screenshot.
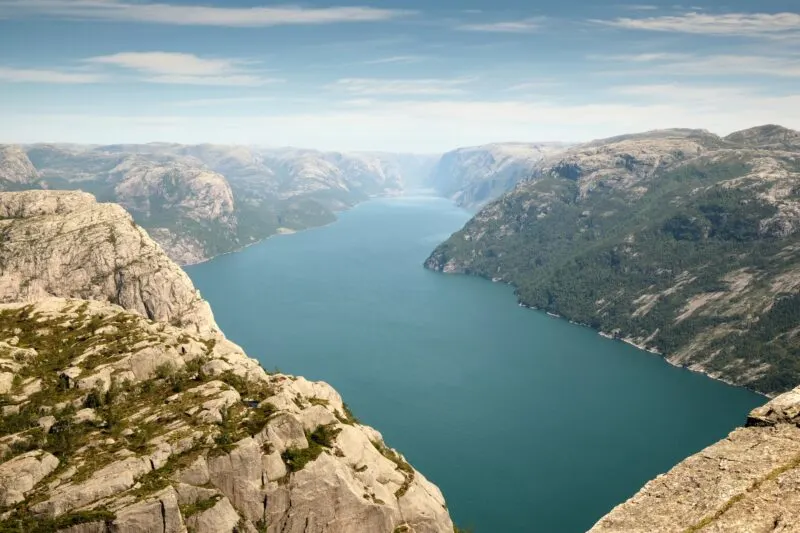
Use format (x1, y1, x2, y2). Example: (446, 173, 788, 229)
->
(0, 67, 105, 84)
(330, 78, 472, 96)
(11, 89, 797, 151)
(594, 11, 800, 38)
(505, 80, 562, 92)
(594, 53, 800, 78)
(611, 83, 754, 102)
(362, 56, 423, 65)
(0, 0, 413, 27)
(457, 18, 543, 33)
(618, 4, 659, 11)
(86, 52, 280, 86)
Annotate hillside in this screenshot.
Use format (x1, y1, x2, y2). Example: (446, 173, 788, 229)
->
(0, 190, 453, 533)
(426, 125, 800, 395)
(426, 142, 569, 208)
(0, 144, 433, 265)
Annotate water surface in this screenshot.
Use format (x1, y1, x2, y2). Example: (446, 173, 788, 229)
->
(188, 196, 765, 533)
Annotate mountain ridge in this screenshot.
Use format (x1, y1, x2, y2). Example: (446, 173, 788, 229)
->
(425, 124, 800, 395)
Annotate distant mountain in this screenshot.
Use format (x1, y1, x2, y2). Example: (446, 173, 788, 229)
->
(0, 143, 434, 264)
(426, 142, 570, 208)
(0, 146, 39, 186)
(426, 125, 800, 395)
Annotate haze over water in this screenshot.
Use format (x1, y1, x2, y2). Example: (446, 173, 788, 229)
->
(188, 196, 764, 533)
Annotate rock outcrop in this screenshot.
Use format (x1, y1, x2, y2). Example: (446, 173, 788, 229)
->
(0, 146, 38, 186)
(0, 190, 218, 335)
(0, 190, 453, 532)
(590, 385, 800, 532)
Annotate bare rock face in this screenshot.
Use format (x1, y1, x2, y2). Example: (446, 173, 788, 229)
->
(589, 387, 800, 532)
(0, 146, 38, 185)
(0, 450, 59, 506)
(110, 157, 236, 227)
(0, 190, 218, 335)
(0, 298, 453, 532)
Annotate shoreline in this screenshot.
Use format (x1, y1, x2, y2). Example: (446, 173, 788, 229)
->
(511, 285, 770, 398)
(180, 191, 415, 268)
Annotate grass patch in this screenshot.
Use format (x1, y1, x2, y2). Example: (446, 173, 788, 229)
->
(281, 424, 341, 472)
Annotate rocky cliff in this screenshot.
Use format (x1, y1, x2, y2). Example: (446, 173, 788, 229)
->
(427, 142, 569, 208)
(0, 190, 217, 336)
(4, 144, 432, 265)
(0, 147, 38, 187)
(0, 190, 453, 532)
(590, 384, 800, 532)
(426, 125, 800, 395)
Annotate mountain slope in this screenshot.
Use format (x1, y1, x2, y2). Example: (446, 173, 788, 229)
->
(0, 147, 38, 186)
(3, 144, 432, 265)
(427, 142, 569, 208)
(426, 125, 800, 395)
(0, 190, 454, 533)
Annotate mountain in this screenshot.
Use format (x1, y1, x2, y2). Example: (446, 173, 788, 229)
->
(0, 190, 217, 335)
(591, 383, 800, 532)
(1, 144, 434, 265)
(0, 146, 38, 186)
(426, 125, 800, 395)
(0, 190, 453, 533)
(426, 142, 570, 208)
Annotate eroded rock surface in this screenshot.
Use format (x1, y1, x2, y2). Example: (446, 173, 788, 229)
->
(590, 387, 800, 532)
(0, 190, 218, 335)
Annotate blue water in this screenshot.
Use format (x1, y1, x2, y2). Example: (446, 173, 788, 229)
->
(187, 196, 765, 533)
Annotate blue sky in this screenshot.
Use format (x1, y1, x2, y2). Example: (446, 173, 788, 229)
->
(0, 0, 798, 152)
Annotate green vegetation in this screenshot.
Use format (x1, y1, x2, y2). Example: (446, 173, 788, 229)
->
(0, 509, 115, 533)
(281, 424, 342, 472)
(371, 440, 414, 497)
(179, 495, 222, 518)
(428, 154, 800, 394)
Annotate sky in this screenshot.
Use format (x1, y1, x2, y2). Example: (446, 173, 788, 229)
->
(0, 0, 798, 152)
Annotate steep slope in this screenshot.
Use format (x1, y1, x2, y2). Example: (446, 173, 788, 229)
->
(426, 125, 800, 395)
(590, 384, 800, 532)
(0, 190, 454, 533)
(427, 142, 569, 208)
(109, 157, 238, 265)
(0, 190, 217, 335)
(0, 147, 38, 187)
(5, 144, 431, 265)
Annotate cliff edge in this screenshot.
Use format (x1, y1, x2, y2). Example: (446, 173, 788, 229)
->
(0, 190, 453, 533)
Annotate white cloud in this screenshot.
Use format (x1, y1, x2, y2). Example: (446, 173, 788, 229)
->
(611, 83, 754, 102)
(595, 53, 800, 77)
(505, 80, 562, 92)
(457, 18, 543, 33)
(618, 4, 659, 11)
(595, 11, 800, 38)
(174, 96, 276, 108)
(362, 56, 423, 65)
(330, 78, 472, 96)
(88, 52, 240, 76)
(4, 87, 798, 152)
(0, 67, 105, 83)
(86, 52, 280, 86)
(0, 0, 412, 27)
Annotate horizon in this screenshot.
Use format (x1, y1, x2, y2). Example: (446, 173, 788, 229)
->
(1, 0, 798, 152)
(4, 123, 790, 155)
